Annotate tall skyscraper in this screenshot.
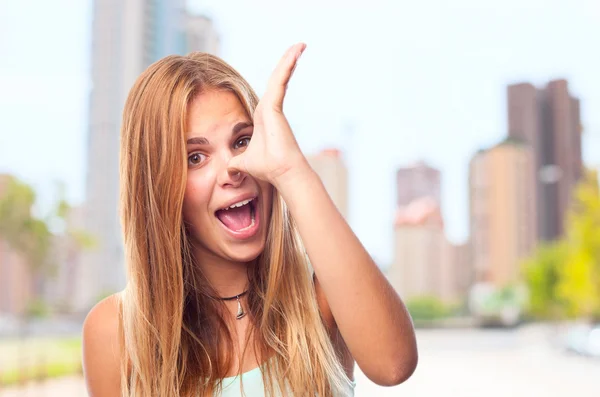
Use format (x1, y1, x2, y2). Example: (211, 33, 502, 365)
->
(390, 161, 474, 303)
(440, 240, 471, 303)
(507, 79, 583, 242)
(388, 197, 445, 300)
(388, 197, 471, 303)
(307, 149, 349, 220)
(78, 0, 219, 311)
(469, 139, 536, 287)
(185, 14, 220, 55)
(396, 161, 441, 207)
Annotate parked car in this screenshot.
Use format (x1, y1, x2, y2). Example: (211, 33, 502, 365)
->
(468, 283, 528, 327)
(564, 323, 600, 358)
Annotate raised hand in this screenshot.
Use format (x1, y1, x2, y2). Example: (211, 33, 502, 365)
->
(227, 43, 308, 187)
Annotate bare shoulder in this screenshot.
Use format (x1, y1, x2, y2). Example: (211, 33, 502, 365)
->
(82, 292, 124, 396)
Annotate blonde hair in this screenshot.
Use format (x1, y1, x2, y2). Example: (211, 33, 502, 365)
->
(119, 53, 350, 396)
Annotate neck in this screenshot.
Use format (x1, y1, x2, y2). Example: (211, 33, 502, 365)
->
(193, 247, 252, 299)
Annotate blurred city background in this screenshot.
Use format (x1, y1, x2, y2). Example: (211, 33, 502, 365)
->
(1, 0, 599, 396)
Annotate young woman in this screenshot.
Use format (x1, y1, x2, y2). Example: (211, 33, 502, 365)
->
(82, 43, 418, 397)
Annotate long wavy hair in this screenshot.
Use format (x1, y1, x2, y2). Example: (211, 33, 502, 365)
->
(118, 52, 350, 396)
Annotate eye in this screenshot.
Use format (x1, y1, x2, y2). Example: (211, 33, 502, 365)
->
(233, 136, 251, 150)
(188, 152, 206, 167)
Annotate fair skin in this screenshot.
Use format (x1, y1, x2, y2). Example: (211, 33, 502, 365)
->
(182, 88, 273, 299)
(82, 43, 418, 396)
(182, 87, 273, 376)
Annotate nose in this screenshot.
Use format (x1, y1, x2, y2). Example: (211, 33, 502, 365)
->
(216, 155, 246, 188)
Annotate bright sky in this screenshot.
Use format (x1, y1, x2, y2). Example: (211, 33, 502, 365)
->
(0, 0, 599, 265)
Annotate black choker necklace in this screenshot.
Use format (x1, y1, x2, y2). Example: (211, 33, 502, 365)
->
(213, 290, 248, 320)
(217, 290, 248, 301)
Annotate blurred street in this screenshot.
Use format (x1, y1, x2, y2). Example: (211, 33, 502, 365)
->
(356, 324, 600, 396)
(1, 323, 598, 397)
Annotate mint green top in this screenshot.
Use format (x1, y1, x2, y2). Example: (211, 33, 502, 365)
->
(218, 365, 356, 397)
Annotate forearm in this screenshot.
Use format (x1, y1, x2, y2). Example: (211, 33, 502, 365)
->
(274, 162, 418, 385)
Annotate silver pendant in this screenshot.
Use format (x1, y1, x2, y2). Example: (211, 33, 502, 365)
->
(236, 296, 246, 320)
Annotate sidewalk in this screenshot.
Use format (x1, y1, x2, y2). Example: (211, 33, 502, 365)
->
(0, 376, 86, 397)
(1, 325, 599, 397)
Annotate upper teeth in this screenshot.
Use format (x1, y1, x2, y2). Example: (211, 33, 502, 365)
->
(225, 198, 253, 210)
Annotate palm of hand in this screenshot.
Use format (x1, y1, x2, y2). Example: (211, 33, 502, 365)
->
(228, 43, 307, 185)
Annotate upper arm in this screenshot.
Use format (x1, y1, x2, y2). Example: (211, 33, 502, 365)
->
(313, 272, 335, 331)
(82, 293, 124, 397)
(313, 273, 355, 378)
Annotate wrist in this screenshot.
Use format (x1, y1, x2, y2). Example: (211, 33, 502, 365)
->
(272, 159, 316, 194)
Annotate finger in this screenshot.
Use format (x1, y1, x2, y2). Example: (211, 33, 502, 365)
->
(264, 43, 306, 110)
(227, 154, 247, 175)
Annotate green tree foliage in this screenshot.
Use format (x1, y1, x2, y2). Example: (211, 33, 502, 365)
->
(557, 170, 600, 319)
(0, 176, 52, 275)
(522, 241, 567, 319)
(406, 296, 451, 321)
(523, 169, 600, 320)
(0, 175, 94, 316)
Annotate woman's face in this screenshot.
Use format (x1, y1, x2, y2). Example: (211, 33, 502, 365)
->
(183, 89, 273, 264)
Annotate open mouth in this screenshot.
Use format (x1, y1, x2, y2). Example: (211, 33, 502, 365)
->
(215, 197, 257, 233)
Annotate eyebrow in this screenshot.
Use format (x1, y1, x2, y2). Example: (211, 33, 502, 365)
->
(186, 121, 253, 145)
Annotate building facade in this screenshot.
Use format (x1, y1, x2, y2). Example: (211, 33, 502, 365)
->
(469, 140, 536, 287)
(396, 161, 441, 207)
(78, 0, 219, 311)
(307, 148, 349, 220)
(507, 79, 582, 241)
(388, 197, 444, 300)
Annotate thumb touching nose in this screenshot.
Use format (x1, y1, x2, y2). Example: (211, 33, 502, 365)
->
(227, 153, 248, 175)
